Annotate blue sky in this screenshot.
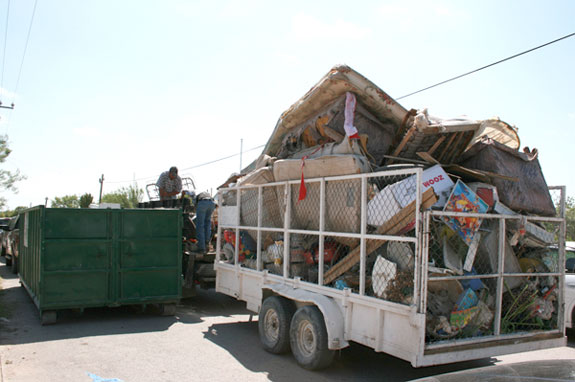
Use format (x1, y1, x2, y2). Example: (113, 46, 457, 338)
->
(0, 0, 574, 209)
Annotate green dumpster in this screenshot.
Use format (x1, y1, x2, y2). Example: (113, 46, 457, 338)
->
(17, 206, 182, 324)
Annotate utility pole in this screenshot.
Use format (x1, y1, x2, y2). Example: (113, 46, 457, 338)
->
(98, 174, 105, 204)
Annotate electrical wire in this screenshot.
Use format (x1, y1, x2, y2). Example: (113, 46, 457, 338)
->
(105, 144, 266, 184)
(11, 0, 38, 104)
(1, 0, 10, 101)
(396, 31, 575, 100)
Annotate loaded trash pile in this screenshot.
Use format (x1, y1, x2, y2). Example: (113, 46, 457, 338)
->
(218, 65, 562, 342)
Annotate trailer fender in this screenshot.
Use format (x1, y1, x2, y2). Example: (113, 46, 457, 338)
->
(264, 284, 349, 350)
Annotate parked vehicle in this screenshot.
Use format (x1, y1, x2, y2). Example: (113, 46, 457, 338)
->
(564, 242, 575, 329)
(3, 215, 19, 273)
(0, 216, 12, 256)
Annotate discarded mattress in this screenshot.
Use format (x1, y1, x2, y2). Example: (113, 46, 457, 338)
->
(273, 154, 371, 182)
(459, 137, 555, 216)
(262, 65, 408, 165)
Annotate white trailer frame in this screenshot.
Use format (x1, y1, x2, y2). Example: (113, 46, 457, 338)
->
(215, 168, 566, 367)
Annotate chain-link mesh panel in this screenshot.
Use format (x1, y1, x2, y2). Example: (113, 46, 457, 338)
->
(426, 213, 499, 343)
(426, 211, 563, 345)
(324, 179, 362, 234)
(289, 181, 321, 231)
(220, 189, 237, 207)
(263, 184, 285, 229)
(283, 233, 319, 282)
(219, 228, 236, 265)
(218, 189, 238, 230)
(238, 185, 285, 229)
(239, 188, 258, 227)
(261, 230, 284, 276)
(426, 275, 496, 343)
(549, 187, 564, 218)
(320, 235, 358, 291)
(501, 275, 560, 334)
(367, 175, 416, 233)
(511, 220, 561, 273)
(366, 172, 418, 239)
(428, 217, 499, 277)
(235, 229, 257, 270)
(366, 239, 415, 305)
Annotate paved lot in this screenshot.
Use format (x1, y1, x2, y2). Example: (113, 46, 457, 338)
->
(1, 258, 574, 382)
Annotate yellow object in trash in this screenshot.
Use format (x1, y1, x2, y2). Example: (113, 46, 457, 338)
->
(519, 257, 544, 273)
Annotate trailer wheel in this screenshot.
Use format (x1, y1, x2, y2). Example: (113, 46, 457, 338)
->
(258, 296, 295, 354)
(41, 310, 57, 325)
(290, 305, 334, 370)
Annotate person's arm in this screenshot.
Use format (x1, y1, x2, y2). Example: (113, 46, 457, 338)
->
(160, 188, 180, 198)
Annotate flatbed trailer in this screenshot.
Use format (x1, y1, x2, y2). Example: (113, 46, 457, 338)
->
(215, 167, 566, 369)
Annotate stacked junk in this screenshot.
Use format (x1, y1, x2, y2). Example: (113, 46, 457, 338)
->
(218, 65, 562, 343)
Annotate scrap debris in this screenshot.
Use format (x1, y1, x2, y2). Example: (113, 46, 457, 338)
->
(219, 65, 562, 343)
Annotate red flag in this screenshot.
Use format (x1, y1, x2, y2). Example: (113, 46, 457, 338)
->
(298, 156, 307, 201)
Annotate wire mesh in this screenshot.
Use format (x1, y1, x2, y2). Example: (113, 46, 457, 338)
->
(501, 275, 560, 334)
(426, 275, 496, 343)
(324, 178, 362, 234)
(219, 189, 237, 207)
(261, 230, 284, 276)
(219, 228, 236, 265)
(549, 187, 564, 217)
(289, 181, 321, 231)
(366, 172, 418, 238)
(426, 212, 562, 345)
(364, 239, 415, 304)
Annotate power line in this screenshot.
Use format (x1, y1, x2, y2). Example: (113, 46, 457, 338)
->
(396, 32, 575, 100)
(1, 0, 10, 101)
(106, 144, 265, 184)
(11, 0, 38, 104)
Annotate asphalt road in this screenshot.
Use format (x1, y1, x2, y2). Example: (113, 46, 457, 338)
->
(1, 257, 574, 382)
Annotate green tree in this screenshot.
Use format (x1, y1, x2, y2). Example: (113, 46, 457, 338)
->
(79, 193, 94, 208)
(0, 206, 28, 217)
(101, 185, 143, 208)
(51, 195, 80, 208)
(0, 135, 26, 209)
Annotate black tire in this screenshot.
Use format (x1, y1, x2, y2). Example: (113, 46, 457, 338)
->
(258, 296, 296, 354)
(290, 306, 335, 370)
(10, 256, 18, 274)
(5, 255, 12, 266)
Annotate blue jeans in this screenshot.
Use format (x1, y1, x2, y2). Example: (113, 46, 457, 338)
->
(196, 199, 215, 252)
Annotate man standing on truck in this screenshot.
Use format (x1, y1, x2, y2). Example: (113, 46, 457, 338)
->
(194, 191, 215, 254)
(156, 166, 183, 200)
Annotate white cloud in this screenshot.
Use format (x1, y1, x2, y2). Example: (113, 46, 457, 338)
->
(568, 113, 575, 120)
(289, 12, 370, 43)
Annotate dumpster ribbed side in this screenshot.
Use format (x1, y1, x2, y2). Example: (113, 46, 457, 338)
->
(17, 206, 182, 319)
(19, 206, 44, 310)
